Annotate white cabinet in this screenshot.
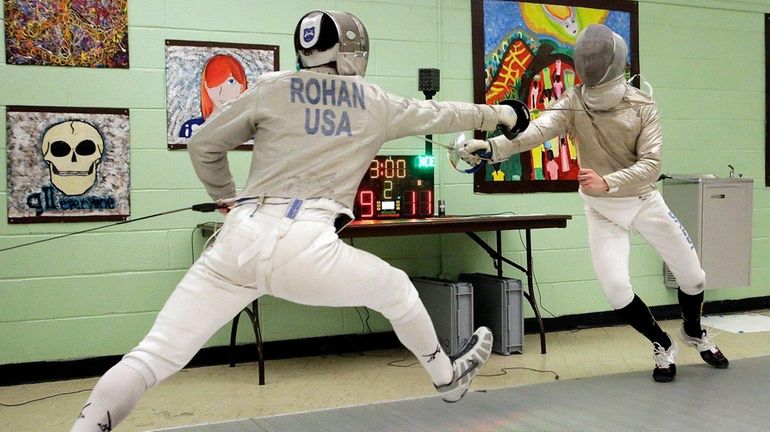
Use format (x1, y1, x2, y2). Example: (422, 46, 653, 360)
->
(662, 177, 753, 289)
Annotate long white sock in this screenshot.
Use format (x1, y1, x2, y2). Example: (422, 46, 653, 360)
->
(390, 302, 453, 386)
(70, 362, 148, 432)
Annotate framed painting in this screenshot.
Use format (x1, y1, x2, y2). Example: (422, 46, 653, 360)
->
(471, 0, 639, 193)
(6, 106, 130, 223)
(165, 40, 279, 150)
(4, 0, 129, 67)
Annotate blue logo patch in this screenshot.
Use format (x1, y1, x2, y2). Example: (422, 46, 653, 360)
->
(286, 199, 303, 219)
(303, 28, 315, 43)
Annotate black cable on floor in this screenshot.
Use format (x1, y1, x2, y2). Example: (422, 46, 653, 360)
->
(387, 359, 418, 368)
(479, 366, 559, 380)
(0, 388, 92, 407)
(384, 358, 559, 381)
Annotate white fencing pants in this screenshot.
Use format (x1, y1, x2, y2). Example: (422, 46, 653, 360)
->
(122, 198, 438, 387)
(581, 190, 706, 310)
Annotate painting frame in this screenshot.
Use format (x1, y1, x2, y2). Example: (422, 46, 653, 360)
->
(471, 0, 639, 194)
(165, 40, 279, 150)
(6, 105, 131, 224)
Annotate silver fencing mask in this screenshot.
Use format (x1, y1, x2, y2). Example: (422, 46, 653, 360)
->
(574, 24, 628, 110)
(294, 10, 369, 77)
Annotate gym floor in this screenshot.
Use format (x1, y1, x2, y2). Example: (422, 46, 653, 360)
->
(2, 311, 769, 432)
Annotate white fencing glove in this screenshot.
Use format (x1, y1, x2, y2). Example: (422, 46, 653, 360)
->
(457, 138, 492, 166)
(491, 104, 517, 130)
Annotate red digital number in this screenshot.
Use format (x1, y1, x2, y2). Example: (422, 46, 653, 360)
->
(405, 190, 417, 217)
(359, 190, 375, 218)
(419, 190, 433, 216)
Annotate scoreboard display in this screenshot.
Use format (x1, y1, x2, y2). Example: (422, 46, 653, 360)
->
(353, 155, 435, 219)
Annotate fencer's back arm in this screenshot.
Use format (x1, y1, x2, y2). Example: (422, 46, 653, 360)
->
(188, 88, 260, 201)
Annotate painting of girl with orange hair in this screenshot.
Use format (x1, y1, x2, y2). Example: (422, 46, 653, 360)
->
(165, 41, 279, 149)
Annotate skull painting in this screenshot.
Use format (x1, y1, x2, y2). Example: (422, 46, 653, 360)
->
(41, 120, 105, 195)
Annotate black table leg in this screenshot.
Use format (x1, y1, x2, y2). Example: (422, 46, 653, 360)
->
(466, 230, 547, 354)
(523, 229, 546, 354)
(230, 300, 266, 385)
(243, 299, 265, 385)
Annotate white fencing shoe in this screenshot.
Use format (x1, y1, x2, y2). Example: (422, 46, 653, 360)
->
(652, 339, 677, 382)
(435, 327, 493, 402)
(679, 324, 729, 369)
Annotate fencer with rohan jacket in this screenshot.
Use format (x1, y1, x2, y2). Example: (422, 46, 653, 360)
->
(70, 10, 505, 432)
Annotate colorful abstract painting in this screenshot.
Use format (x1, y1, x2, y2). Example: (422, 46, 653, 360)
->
(4, 0, 129, 67)
(472, 0, 638, 193)
(165, 40, 279, 149)
(6, 106, 130, 223)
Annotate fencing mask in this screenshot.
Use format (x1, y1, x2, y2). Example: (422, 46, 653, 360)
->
(294, 10, 369, 77)
(574, 24, 628, 110)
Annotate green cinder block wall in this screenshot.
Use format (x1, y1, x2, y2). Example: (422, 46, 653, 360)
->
(1, 0, 768, 365)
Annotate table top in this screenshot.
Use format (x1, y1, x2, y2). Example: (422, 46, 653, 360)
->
(339, 214, 572, 238)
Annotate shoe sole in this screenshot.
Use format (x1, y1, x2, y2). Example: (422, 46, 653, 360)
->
(653, 364, 676, 383)
(705, 360, 729, 369)
(653, 374, 675, 383)
(443, 389, 469, 403)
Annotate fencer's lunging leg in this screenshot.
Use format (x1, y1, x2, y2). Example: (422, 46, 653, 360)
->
(70, 362, 148, 432)
(585, 205, 670, 347)
(70, 225, 265, 431)
(585, 206, 634, 309)
(390, 300, 453, 386)
(615, 295, 671, 347)
(268, 224, 455, 387)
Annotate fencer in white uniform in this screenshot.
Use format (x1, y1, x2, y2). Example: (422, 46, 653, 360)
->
(70, 10, 507, 431)
(459, 24, 728, 382)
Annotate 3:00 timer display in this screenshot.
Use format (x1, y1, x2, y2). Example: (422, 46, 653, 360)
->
(353, 155, 435, 219)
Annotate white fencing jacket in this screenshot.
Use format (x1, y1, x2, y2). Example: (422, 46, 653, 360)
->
(488, 84, 663, 198)
(188, 70, 502, 210)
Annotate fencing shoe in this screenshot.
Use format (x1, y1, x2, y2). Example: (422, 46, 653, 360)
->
(679, 325, 729, 369)
(435, 327, 493, 402)
(652, 339, 677, 382)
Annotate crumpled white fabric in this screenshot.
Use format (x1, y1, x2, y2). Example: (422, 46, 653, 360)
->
(581, 75, 627, 111)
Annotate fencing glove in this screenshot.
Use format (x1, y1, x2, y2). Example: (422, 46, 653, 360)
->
(490, 104, 517, 130)
(457, 138, 492, 166)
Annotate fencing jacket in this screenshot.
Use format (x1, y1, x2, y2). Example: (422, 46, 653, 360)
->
(488, 84, 662, 198)
(189, 70, 501, 209)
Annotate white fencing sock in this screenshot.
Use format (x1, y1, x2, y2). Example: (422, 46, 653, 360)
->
(70, 361, 149, 432)
(390, 302, 453, 386)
